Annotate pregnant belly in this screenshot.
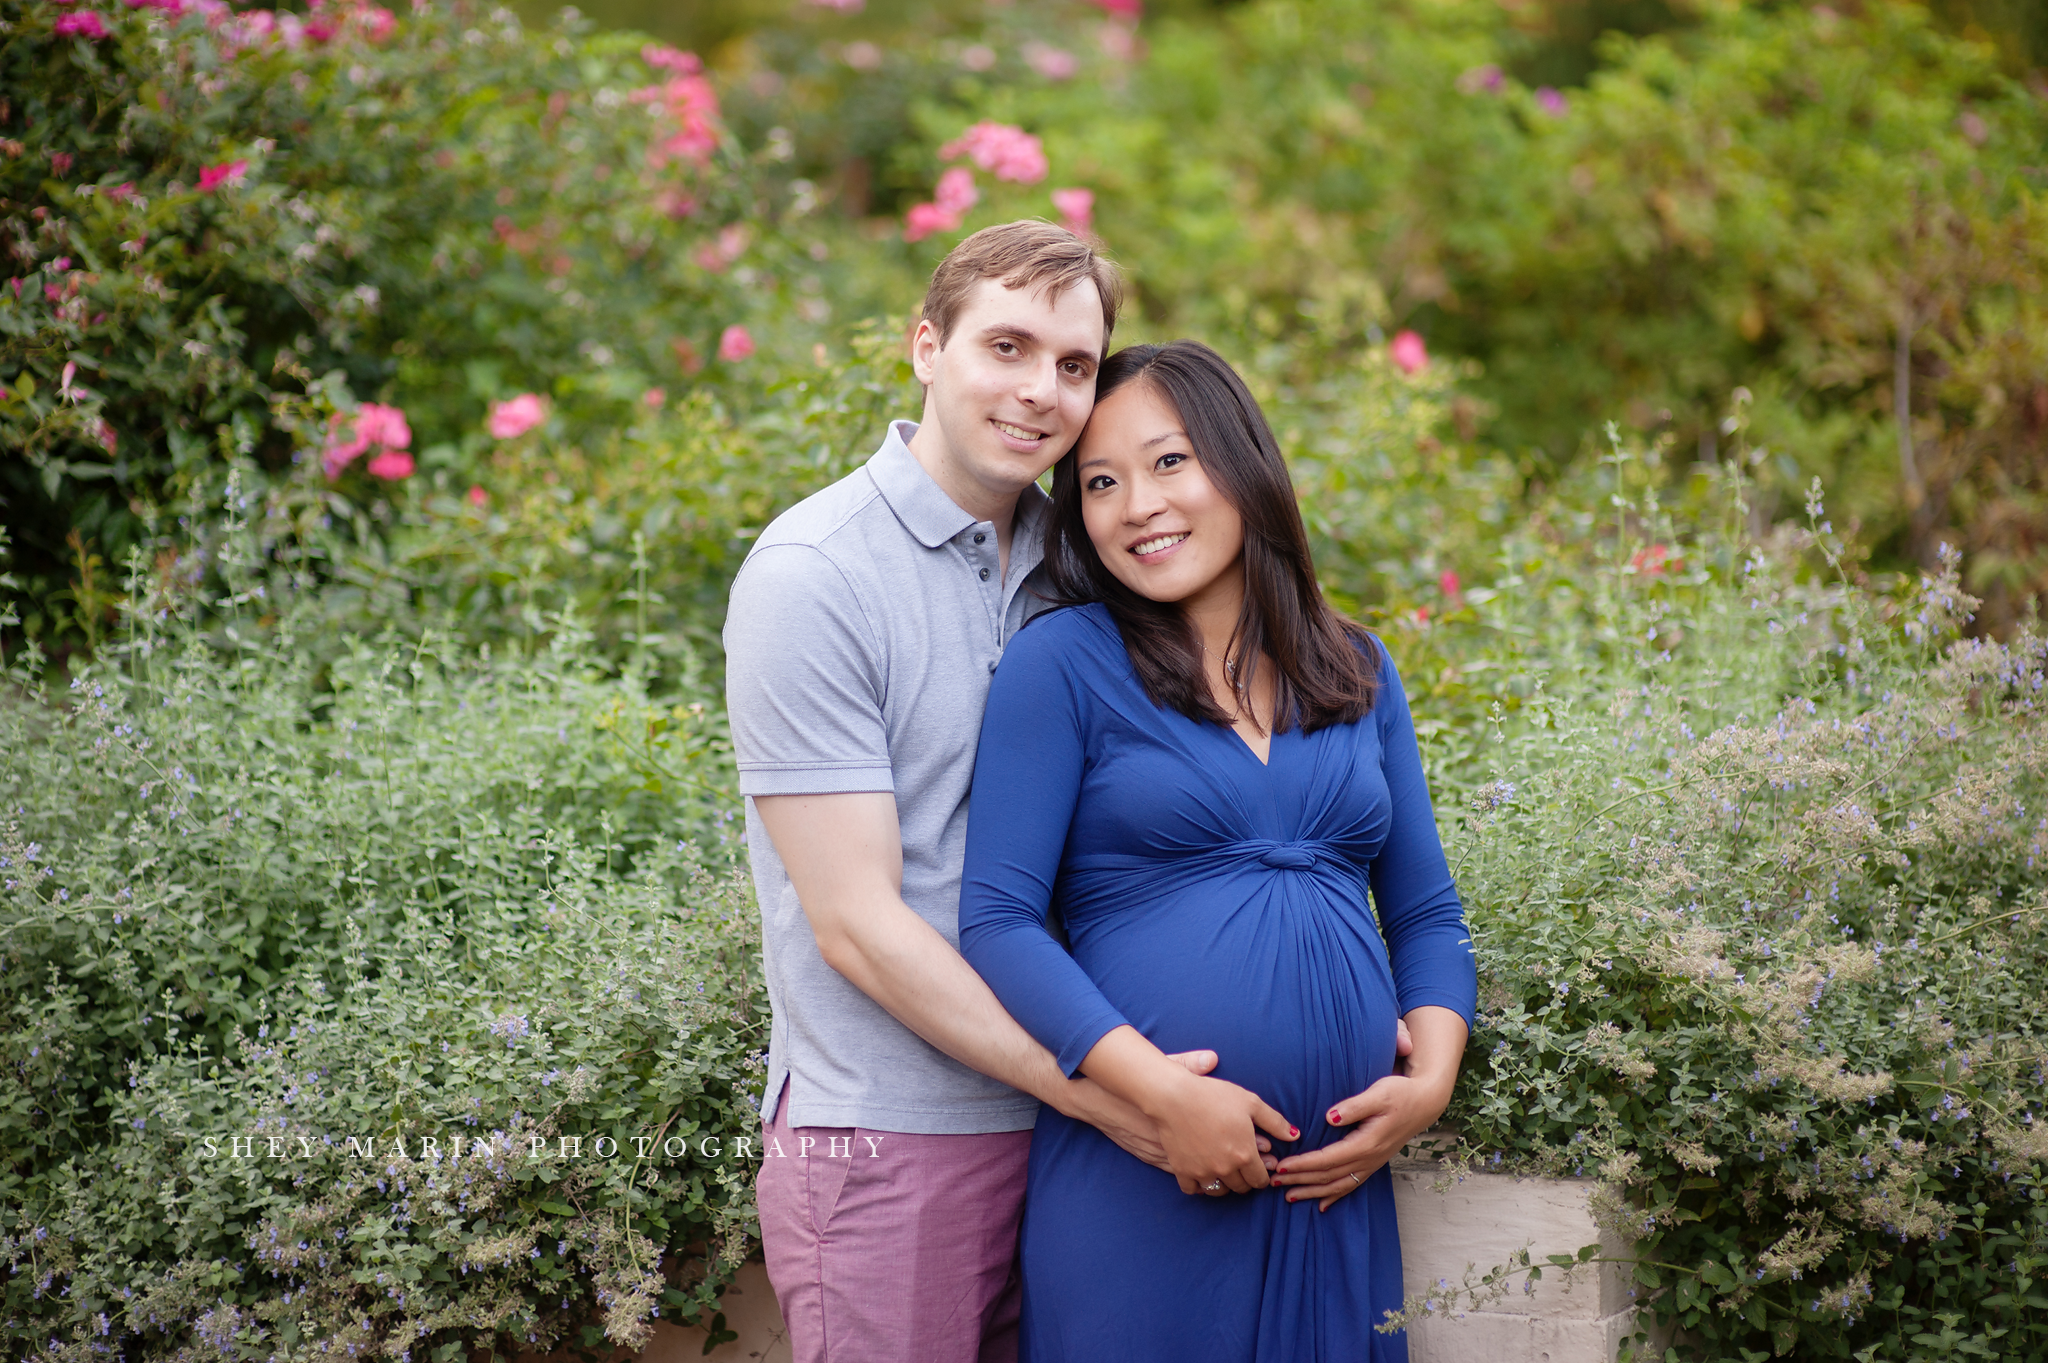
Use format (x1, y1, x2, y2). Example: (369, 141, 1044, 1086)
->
(1068, 870, 1401, 1131)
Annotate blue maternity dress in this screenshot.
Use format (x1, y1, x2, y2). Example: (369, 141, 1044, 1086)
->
(958, 604, 1477, 1363)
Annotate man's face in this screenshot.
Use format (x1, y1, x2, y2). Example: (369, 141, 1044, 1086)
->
(912, 275, 1106, 502)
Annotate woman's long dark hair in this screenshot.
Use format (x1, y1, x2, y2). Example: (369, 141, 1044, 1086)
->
(1043, 339, 1379, 733)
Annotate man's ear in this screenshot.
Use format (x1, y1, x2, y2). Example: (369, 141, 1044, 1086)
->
(909, 317, 943, 387)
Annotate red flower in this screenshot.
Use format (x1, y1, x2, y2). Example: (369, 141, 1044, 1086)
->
(198, 160, 249, 193)
(718, 324, 755, 362)
(467, 484, 488, 508)
(1439, 569, 1463, 606)
(1631, 544, 1681, 577)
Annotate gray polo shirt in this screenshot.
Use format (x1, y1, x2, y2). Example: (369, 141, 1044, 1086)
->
(724, 419, 1051, 1134)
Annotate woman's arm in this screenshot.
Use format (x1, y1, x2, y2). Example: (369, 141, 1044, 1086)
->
(1271, 646, 1477, 1208)
(959, 620, 1293, 1193)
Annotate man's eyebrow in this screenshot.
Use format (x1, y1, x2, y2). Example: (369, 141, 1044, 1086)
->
(978, 323, 1041, 346)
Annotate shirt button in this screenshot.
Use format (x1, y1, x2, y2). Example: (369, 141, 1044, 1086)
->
(974, 532, 986, 544)
(979, 567, 990, 581)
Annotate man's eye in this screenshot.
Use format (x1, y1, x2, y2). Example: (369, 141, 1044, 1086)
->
(994, 341, 1018, 355)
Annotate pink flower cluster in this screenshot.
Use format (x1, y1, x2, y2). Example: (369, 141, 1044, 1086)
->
(488, 393, 546, 439)
(324, 402, 412, 479)
(198, 159, 248, 193)
(1088, 0, 1140, 16)
(939, 122, 1048, 184)
(903, 122, 1049, 242)
(1051, 187, 1093, 236)
(718, 324, 755, 362)
(633, 45, 721, 171)
(904, 168, 980, 242)
(54, 11, 110, 37)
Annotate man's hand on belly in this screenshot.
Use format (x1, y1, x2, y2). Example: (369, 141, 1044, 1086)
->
(1068, 1048, 1278, 1173)
(1269, 1006, 1468, 1211)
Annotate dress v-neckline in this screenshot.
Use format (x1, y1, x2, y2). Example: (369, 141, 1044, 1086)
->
(1228, 722, 1273, 767)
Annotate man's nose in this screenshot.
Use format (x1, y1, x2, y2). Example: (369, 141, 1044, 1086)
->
(1015, 356, 1059, 408)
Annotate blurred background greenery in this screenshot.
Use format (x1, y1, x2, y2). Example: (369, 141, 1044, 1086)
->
(5, 0, 2045, 669)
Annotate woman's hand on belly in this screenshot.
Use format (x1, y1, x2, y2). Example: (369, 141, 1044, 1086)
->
(1270, 1006, 1468, 1211)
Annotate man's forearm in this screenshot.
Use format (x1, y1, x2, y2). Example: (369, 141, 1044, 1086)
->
(817, 889, 1091, 1111)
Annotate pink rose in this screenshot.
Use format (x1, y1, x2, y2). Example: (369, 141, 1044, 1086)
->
(198, 160, 249, 193)
(359, 5, 394, 41)
(487, 393, 546, 440)
(467, 484, 488, 507)
(1389, 330, 1429, 375)
(642, 387, 666, 409)
(366, 449, 414, 479)
(323, 401, 411, 478)
(1051, 187, 1094, 235)
(939, 122, 1048, 185)
(54, 11, 110, 37)
(903, 200, 959, 243)
(718, 324, 755, 362)
(933, 167, 979, 217)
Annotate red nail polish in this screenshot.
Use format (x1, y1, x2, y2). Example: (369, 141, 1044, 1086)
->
(1328, 1109, 1342, 1124)
(1288, 1126, 1300, 1139)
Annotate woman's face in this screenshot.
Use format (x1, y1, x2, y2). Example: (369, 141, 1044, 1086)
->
(1075, 380, 1246, 609)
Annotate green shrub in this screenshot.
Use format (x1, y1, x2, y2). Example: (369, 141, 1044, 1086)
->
(1399, 473, 2048, 1358)
(0, 502, 768, 1362)
(0, 0, 782, 647)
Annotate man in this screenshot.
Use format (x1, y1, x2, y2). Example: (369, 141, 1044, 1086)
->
(723, 221, 1212, 1361)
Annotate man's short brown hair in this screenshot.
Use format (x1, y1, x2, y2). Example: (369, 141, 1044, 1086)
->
(918, 219, 1124, 351)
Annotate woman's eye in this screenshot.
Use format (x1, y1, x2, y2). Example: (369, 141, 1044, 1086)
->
(1157, 452, 1187, 470)
(1085, 475, 1116, 491)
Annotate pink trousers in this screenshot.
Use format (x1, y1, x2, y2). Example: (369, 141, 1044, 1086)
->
(755, 1080, 1031, 1363)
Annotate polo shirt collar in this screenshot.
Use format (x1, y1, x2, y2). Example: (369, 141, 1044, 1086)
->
(869, 419, 1052, 552)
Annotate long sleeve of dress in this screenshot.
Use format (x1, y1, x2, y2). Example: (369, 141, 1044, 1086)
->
(1367, 649, 1478, 1025)
(958, 622, 1133, 1077)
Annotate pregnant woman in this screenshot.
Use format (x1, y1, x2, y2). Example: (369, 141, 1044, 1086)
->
(958, 340, 1476, 1361)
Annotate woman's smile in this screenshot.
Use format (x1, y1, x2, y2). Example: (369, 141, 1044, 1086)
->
(1129, 531, 1190, 560)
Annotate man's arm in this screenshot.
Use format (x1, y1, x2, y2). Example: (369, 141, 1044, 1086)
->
(754, 790, 1216, 1167)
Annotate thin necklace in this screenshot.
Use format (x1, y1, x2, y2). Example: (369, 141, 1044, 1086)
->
(1198, 639, 1240, 687)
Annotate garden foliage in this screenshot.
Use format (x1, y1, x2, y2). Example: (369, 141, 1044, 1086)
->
(1386, 471, 2048, 1358)
(1, 501, 767, 1362)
